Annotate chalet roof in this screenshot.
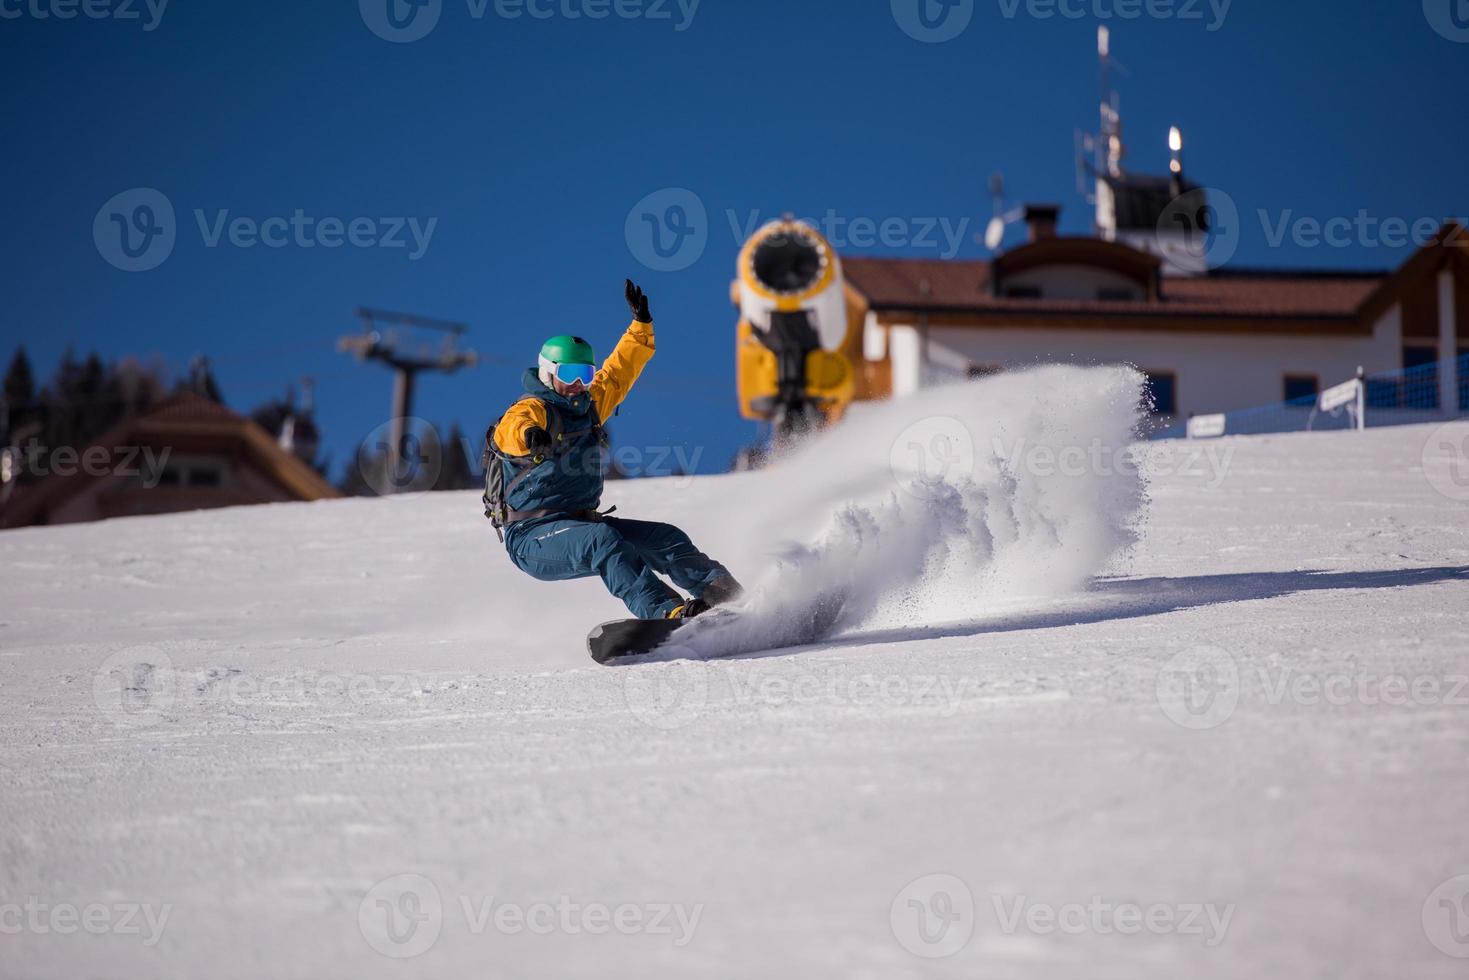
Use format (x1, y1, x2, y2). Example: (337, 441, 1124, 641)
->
(841, 223, 1466, 327)
(1, 392, 339, 528)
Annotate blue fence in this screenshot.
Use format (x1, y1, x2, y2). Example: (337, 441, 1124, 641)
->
(1155, 353, 1469, 440)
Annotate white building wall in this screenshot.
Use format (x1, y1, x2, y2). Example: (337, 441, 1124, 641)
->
(881, 307, 1403, 418)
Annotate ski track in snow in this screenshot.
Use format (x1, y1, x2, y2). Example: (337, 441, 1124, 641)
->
(2, 370, 1468, 979)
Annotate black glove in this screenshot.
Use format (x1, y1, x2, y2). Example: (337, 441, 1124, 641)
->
(524, 426, 551, 452)
(625, 279, 652, 324)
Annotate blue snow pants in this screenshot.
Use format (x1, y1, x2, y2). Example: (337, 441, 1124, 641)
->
(505, 515, 729, 620)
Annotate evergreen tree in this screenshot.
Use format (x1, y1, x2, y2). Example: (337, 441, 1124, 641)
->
(433, 422, 476, 491)
(3, 347, 38, 438)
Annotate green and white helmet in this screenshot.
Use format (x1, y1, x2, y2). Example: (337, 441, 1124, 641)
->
(538, 334, 596, 389)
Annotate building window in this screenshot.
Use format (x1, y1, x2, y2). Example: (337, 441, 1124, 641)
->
(1004, 286, 1042, 300)
(1144, 371, 1178, 416)
(189, 466, 224, 487)
(1283, 375, 1319, 403)
(968, 364, 1002, 379)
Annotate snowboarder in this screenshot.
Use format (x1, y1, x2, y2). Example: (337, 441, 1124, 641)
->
(486, 280, 743, 621)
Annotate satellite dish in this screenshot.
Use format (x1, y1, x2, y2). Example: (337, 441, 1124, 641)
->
(985, 216, 1007, 252)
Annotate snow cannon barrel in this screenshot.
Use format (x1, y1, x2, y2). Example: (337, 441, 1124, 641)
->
(733, 219, 855, 444)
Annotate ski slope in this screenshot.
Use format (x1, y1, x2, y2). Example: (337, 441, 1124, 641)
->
(3, 371, 1469, 979)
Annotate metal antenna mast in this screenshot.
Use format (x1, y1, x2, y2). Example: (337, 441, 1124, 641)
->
(338, 308, 478, 489)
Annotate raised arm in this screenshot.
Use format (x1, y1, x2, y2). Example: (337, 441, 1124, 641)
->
(591, 280, 657, 422)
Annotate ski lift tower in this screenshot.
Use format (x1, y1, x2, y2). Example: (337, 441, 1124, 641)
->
(338, 308, 479, 487)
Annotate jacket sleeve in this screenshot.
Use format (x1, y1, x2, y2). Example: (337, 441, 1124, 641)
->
(493, 398, 549, 457)
(590, 319, 655, 421)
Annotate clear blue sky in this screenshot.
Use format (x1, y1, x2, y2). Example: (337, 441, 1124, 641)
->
(3, 0, 1466, 478)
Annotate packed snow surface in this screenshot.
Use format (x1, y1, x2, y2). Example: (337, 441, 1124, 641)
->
(3, 370, 1468, 979)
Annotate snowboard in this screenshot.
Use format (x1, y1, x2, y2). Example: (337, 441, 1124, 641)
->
(587, 591, 848, 665)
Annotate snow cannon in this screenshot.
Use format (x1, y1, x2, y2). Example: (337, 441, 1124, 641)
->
(733, 219, 855, 449)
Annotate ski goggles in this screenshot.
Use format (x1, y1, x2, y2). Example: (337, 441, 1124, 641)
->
(552, 361, 596, 386)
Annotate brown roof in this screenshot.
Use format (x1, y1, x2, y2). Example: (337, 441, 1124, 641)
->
(1, 392, 339, 528)
(841, 254, 1385, 320)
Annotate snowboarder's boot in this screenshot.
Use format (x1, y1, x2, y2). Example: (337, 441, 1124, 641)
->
(666, 598, 711, 620)
(702, 574, 745, 608)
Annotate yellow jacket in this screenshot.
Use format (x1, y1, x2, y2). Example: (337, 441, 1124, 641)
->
(494, 320, 655, 456)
